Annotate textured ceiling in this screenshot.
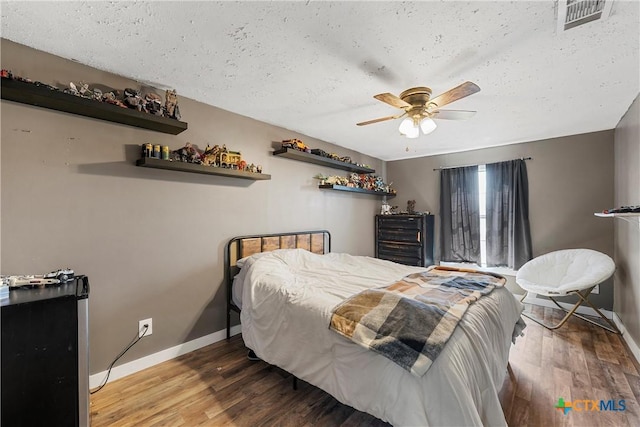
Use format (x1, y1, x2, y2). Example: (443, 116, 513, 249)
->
(1, 1, 638, 161)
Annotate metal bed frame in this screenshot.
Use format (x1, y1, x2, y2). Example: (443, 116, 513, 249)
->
(224, 230, 331, 340)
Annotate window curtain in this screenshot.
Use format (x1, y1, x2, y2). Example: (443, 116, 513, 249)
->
(485, 159, 532, 269)
(439, 166, 480, 263)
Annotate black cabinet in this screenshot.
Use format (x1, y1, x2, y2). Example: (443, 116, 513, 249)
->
(1, 278, 89, 427)
(375, 214, 435, 267)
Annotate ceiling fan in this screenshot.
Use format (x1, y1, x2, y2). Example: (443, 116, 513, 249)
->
(356, 81, 481, 138)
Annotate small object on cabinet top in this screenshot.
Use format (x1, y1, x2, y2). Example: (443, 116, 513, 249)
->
(2, 268, 74, 288)
(407, 200, 416, 214)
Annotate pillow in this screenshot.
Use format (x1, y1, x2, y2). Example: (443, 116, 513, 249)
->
(236, 251, 270, 268)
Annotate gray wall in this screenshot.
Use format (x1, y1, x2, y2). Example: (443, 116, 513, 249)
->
(0, 39, 384, 373)
(387, 131, 615, 309)
(614, 93, 640, 347)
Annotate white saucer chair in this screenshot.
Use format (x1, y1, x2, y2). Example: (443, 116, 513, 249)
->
(516, 249, 620, 334)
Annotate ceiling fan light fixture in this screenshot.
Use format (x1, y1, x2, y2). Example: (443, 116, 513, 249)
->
(419, 117, 437, 135)
(398, 116, 436, 138)
(362, 81, 480, 138)
(398, 117, 419, 138)
(405, 127, 420, 138)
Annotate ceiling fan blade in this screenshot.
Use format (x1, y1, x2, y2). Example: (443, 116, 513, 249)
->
(373, 93, 412, 109)
(356, 113, 405, 126)
(432, 109, 477, 120)
(428, 81, 480, 109)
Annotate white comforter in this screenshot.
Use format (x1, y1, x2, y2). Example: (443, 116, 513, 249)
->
(238, 249, 524, 426)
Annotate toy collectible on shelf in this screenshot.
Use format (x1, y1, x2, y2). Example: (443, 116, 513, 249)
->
(142, 142, 263, 173)
(601, 205, 640, 214)
(281, 139, 371, 169)
(1, 69, 182, 121)
(314, 173, 395, 194)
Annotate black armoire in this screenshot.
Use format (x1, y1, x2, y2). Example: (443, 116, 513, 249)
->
(375, 214, 435, 267)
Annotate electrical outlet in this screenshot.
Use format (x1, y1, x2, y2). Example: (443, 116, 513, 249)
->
(592, 285, 600, 295)
(139, 318, 152, 338)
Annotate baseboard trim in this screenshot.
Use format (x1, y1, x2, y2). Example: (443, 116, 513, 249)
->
(612, 313, 640, 365)
(89, 324, 242, 389)
(515, 293, 639, 364)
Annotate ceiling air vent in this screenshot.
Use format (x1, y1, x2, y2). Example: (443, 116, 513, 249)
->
(557, 0, 613, 32)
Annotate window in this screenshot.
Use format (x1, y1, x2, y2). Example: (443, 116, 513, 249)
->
(440, 159, 532, 273)
(478, 164, 487, 267)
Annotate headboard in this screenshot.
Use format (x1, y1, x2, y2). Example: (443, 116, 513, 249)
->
(224, 230, 331, 339)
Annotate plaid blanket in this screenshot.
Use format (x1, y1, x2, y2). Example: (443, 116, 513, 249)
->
(329, 266, 506, 377)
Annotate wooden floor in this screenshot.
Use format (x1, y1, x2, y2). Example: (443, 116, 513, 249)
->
(91, 306, 640, 427)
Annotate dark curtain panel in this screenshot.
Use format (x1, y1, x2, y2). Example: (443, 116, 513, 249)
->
(439, 166, 480, 263)
(485, 159, 532, 269)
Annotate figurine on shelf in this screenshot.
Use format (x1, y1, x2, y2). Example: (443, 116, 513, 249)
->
(324, 175, 349, 186)
(144, 93, 163, 116)
(359, 174, 374, 190)
(314, 174, 329, 185)
(77, 82, 93, 98)
(282, 139, 310, 153)
(91, 88, 103, 101)
(171, 142, 202, 164)
(217, 145, 242, 169)
(123, 88, 144, 110)
(63, 82, 80, 96)
(33, 81, 57, 91)
(381, 201, 392, 215)
(310, 148, 329, 158)
(603, 205, 640, 214)
(102, 90, 127, 108)
(385, 182, 394, 194)
(164, 89, 181, 120)
(201, 144, 221, 166)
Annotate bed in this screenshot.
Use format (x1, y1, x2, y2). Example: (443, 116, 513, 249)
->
(225, 230, 525, 426)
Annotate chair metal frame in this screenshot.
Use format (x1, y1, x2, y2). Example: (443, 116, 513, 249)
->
(520, 286, 620, 334)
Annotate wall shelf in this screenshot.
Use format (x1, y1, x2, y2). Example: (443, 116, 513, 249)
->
(319, 184, 395, 197)
(136, 157, 271, 180)
(594, 212, 640, 218)
(595, 212, 640, 229)
(1, 78, 188, 135)
(272, 148, 375, 174)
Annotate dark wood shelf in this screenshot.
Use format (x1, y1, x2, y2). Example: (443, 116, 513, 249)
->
(273, 148, 375, 174)
(319, 184, 395, 197)
(1, 78, 188, 135)
(136, 157, 271, 180)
